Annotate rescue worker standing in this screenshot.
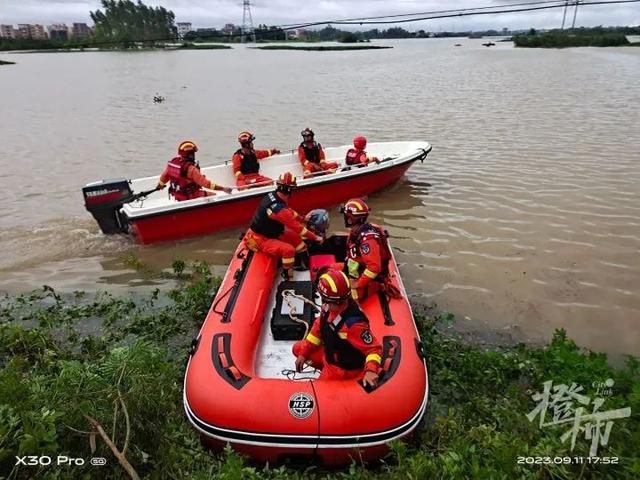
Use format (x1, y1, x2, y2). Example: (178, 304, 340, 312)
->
(341, 198, 401, 301)
(345, 136, 379, 167)
(297, 128, 338, 178)
(232, 131, 280, 188)
(293, 268, 382, 387)
(244, 172, 323, 279)
(157, 141, 232, 201)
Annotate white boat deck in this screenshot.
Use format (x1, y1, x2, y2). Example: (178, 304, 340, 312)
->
(119, 141, 430, 218)
(255, 269, 322, 381)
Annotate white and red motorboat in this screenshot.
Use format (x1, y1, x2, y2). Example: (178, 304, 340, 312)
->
(82, 141, 431, 244)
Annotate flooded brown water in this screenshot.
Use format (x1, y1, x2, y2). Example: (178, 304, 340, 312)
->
(1, 39, 639, 356)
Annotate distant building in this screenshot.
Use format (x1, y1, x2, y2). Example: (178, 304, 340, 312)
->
(17, 24, 31, 39)
(30, 24, 47, 39)
(177, 22, 192, 39)
(0, 24, 14, 38)
(72, 23, 91, 39)
(222, 23, 235, 35)
(48, 23, 69, 41)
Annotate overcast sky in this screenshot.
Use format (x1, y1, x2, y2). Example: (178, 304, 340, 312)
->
(1, 0, 638, 30)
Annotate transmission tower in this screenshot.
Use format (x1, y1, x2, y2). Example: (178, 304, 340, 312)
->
(561, 0, 569, 29)
(241, 0, 256, 43)
(571, 0, 580, 29)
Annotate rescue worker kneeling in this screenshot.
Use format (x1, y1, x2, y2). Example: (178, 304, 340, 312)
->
(157, 141, 232, 201)
(244, 172, 323, 279)
(340, 198, 401, 301)
(233, 131, 280, 188)
(293, 269, 382, 387)
(345, 136, 379, 167)
(298, 128, 338, 178)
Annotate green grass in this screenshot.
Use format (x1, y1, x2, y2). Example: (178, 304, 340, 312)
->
(514, 31, 630, 48)
(1, 260, 638, 479)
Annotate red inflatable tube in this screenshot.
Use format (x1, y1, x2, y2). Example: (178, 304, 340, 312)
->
(183, 234, 428, 466)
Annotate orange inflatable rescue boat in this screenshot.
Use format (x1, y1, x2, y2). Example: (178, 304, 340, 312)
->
(183, 231, 429, 465)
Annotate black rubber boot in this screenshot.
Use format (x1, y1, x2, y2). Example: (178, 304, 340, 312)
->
(293, 250, 310, 271)
(281, 268, 293, 281)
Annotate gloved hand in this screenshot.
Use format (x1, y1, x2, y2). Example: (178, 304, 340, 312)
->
(313, 234, 324, 244)
(295, 355, 307, 372)
(272, 148, 281, 155)
(362, 370, 379, 387)
(222, 186, 233, 194)
(156, 182, 166, 190)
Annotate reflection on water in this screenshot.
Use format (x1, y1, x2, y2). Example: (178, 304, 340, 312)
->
(1, 39, 639, 356)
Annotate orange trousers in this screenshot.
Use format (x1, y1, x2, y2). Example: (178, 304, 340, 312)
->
(237, 173, 273, 188)
(292, 341, 363, 380)
(245, 229, 305, 269)
(303, 161, 339, 178)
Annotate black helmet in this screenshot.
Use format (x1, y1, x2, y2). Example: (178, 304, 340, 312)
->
(301, 128, 315, 139)
(306, 209, 330, 236)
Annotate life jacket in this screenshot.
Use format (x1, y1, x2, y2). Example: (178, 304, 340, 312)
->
(249, 192, 286, 238)
(236, 149, 260, 174)
(319, 300, 368, 370)
(347, 222, 392, 279)
(166, 157, 199, 196)
(345, 148, 366, 166)
(300, 141, 322, 164)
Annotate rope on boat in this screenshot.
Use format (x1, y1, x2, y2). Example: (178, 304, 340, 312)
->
(280, 289, 320, 338)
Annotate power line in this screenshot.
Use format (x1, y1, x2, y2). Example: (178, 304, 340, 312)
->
(323, 0, 639, 25)
(277, 1, 572, 28)
(56, 0, 640, 48)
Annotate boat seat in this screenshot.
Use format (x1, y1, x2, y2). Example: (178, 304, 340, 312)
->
(309, 254, 337, 282)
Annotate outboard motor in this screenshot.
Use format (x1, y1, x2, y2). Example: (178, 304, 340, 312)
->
(82, 179, 133, 234)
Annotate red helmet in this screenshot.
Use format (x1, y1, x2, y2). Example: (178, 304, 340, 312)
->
(178, 140, 198, 157)
(353, 136, 367, 150)
(341, 198, 370, 226)
(276, 171, 297, 195)
(276, 171, 297, 188)
(301, 128, 315, 139)
(317, 269, 351, 304)
(238, 131, 255, 145)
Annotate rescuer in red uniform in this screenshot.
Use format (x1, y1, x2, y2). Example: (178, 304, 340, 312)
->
(297, 128, 339, 178)
(293, 268, 382, 387)
(344, 136, 379, 167)
(232, 131, 280, 188)
(340, 198, 401, 301)
(244, 172, 323, 279)
(157, 141, 233, 201)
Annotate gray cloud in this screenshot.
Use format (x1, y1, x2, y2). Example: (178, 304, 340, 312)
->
(0, 1, 638, 30)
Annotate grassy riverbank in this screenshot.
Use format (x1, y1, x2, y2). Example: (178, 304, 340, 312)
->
(1, 262, 638, 479)
(514, 27, 632, 48)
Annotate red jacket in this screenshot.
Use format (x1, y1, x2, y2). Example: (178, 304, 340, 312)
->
(298, 302, 382, 373)
(159, 157, 215, 190)
(345, 148, 369, 166)
(298, 142, 326, 168)
(346, 223, 391, 291)
(268, 200, 318, 240)
(232, 148, 276, 178)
